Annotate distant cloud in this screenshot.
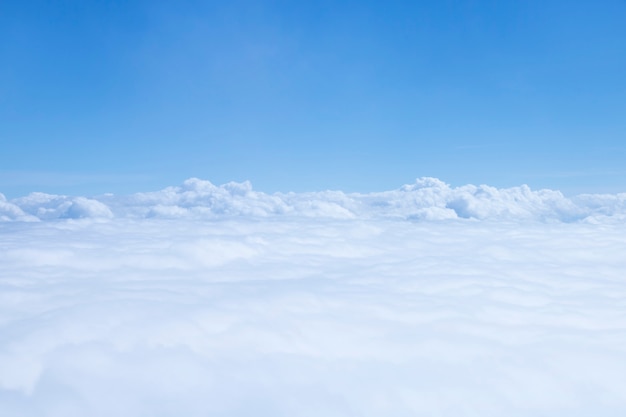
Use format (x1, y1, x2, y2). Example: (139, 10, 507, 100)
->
(3, 177, 626, 223)
(0, 193, 37, 222)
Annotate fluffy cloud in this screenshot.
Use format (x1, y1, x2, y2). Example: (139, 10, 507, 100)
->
(1, 217, 625, 416)
(0, 193, 37, 222)
(11, 193, 112, 220)
(2, 178, 626, 222)
(2, 179, 626, 414)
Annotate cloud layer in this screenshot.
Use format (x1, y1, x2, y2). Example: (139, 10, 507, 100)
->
(2, 179, 626, 415)
(3, 177, 626, 223)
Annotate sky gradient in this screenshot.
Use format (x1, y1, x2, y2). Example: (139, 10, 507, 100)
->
(1, 0, 625, 197)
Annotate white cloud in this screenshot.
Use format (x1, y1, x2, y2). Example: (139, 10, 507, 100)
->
(0, 202, 36, 223)
(2, 177, 626, 223)
(1, 179, 626, 415)
(11, 193, 112, 220)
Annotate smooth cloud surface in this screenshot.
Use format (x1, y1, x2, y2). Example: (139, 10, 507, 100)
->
(1, 179, 626, 416)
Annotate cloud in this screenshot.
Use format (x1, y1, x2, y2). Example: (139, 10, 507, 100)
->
(11, 193, 113, 220)
(0, 193, 38, 222)
(2, 177, 626, 223)
(1, 217, 625, 416)
(2, 178, 626, 415)
(61, 197, 113, 219)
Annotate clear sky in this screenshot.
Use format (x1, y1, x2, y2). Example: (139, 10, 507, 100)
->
(1, 0, 625, 197)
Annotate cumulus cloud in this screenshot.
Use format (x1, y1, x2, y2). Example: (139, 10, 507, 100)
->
(2, 177, 626, 223)
(2, 179, 626, 414)
(11, 193, 113, 220)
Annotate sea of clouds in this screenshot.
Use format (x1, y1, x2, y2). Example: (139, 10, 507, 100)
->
(1, 178, 626, 416)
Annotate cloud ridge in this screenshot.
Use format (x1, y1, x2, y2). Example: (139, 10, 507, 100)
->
(3, 178, 626, 222)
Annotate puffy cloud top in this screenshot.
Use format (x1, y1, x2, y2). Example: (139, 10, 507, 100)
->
(2, 187, 626, 416)
(1, 178, 625, 222)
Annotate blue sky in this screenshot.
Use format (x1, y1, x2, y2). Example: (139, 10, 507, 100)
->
(1, 0, 625, 197)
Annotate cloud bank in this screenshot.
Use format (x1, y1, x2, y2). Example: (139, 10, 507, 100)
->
(3, 177, 626, 223)
(2, 179, 626, 416)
